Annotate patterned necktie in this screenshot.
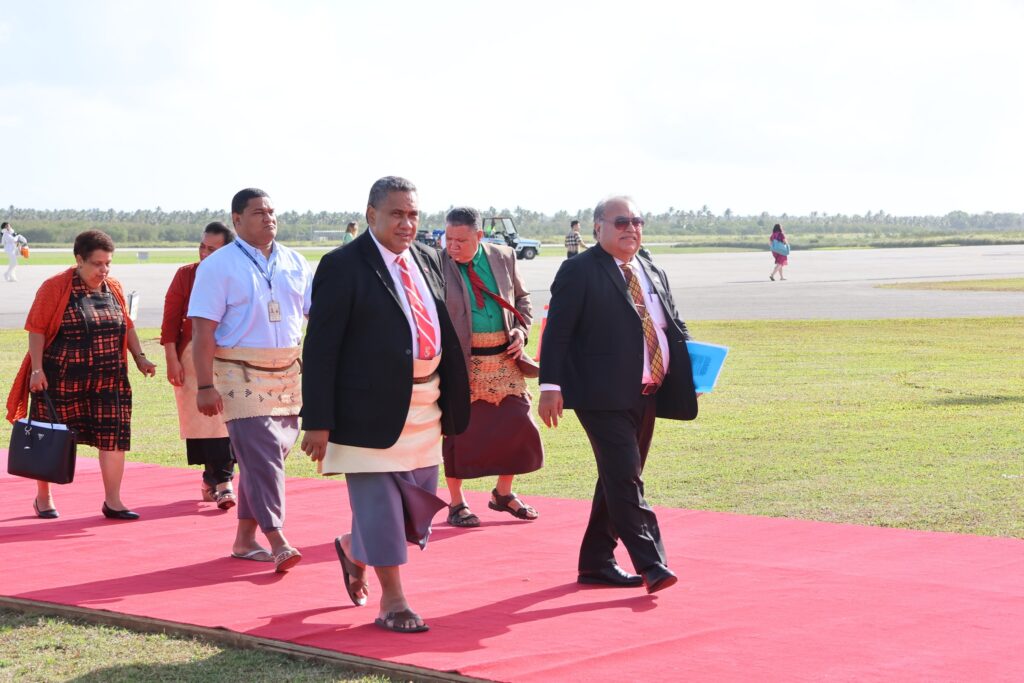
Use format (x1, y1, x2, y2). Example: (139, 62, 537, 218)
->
(465, 260, 528, 327)
(621, 263, 665, 386)
(396, 255, 437, 360)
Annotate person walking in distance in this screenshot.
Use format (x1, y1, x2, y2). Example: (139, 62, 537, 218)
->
(769, 224, 790, 281)
(564, 220, 587, 259)
(2, 222, 25, 282)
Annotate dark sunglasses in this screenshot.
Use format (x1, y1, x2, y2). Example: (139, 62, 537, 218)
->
(610, 216, 645, 230)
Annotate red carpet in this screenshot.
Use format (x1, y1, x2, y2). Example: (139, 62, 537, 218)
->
(2, 449, 1022, 681)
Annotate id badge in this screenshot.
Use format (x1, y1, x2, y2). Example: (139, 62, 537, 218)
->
(268, 300, 282, 322)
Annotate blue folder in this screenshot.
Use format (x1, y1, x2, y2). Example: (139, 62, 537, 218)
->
(686, 341, 729, 393)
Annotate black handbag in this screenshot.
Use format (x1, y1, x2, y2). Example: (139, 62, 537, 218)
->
(7, 391, 77, 484)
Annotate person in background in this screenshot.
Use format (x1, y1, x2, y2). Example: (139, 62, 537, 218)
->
(2, 222, 24, 282)
(564, 219, 587, 259)
(342, 222, 358, 245)
(441, 206, 543, 527)
(539, 195, 699, 595)
(162, 221, 237, 509)
(189, 188, 312, 572)
(6, 230, 158, 520)
(769, 224, 789, 281)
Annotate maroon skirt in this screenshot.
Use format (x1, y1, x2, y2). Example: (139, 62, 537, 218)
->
(442, 394, 544, 480)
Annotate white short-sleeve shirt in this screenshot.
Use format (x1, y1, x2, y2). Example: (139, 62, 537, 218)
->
(188, 237, 312, 348)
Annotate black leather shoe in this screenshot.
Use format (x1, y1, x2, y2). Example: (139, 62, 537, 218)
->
(33, 499, 59, 519)
(102, 502, 140, 520)
(642, 563, 678, 594)
(578, 565, 644, 587)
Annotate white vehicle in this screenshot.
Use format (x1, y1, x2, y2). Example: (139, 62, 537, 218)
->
(481, 216, 541, 260)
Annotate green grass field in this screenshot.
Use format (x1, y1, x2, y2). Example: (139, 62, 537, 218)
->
(3, 318, 1020, 536)
(0, 608, 389, 682)
(879, 278, 1024, 292)
(2, 317, 1022, 679)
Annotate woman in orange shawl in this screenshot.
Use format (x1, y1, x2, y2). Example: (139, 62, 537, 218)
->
(6, 230, 157, 520)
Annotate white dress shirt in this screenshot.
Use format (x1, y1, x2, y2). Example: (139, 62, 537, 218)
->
(369, 231, 441, 360)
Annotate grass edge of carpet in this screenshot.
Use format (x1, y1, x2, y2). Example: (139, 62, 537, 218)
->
(0, 596, 488, 683)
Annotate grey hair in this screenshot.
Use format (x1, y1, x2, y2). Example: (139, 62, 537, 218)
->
(367, 176, 417, 208)
(445, 206, 480, 229)
(593, 195, 637, 222)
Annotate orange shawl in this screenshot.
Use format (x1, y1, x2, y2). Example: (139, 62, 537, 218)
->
(5, 268, 134, 423)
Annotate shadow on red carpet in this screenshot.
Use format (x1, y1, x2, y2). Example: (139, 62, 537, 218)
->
(2, 450, 1022, 682)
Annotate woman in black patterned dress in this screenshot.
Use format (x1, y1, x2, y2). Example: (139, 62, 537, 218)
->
(24, 231, 157, 519)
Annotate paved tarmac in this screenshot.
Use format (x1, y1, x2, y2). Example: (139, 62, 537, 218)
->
(1, 245, 1020, 330)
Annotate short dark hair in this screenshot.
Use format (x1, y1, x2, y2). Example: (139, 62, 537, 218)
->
(367, 176, 416, 209)
(74, 230, 116, 258)
(446, 206, 480, 229)
(1, 222, 9, 230)
(570, 220, 580, 229)
(231, 188, 270, 216)
(204, 221, 234, 244)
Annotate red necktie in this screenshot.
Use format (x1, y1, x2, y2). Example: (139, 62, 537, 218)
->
(465, 260, 528, 327)
(396, 256, 437, 360)
(621, 263, 665, 386)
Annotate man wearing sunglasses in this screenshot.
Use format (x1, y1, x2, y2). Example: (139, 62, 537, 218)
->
(538, 195, 699, 595)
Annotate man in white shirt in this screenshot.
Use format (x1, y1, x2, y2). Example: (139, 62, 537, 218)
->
(189, 188, 313, 573)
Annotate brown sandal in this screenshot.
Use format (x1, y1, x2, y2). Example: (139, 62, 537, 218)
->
(374, 608, 429, 633)
(488, 489, 538, 520)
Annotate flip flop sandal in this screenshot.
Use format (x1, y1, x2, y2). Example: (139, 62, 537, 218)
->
(214, 488, 236, 510)
(374, 608, 429, 633)
(231, 548, 274, 562)
(274, 547, 302, 573)
(488, 489, 539, 520)
(447, 503, 481, 527)
(334, 537, 368, 606)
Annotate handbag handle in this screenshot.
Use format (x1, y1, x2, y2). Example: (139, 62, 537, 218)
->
(29, 390, 61, 428)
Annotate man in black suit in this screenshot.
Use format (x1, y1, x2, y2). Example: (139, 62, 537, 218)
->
(539, 195, 699, 594)
(300, 176, 470, 633)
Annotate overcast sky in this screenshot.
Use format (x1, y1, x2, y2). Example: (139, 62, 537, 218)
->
(1, 0, 1021, 216)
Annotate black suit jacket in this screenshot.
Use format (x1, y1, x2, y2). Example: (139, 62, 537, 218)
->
(301, 232, 470, 448)
(538, 244, 698, 420)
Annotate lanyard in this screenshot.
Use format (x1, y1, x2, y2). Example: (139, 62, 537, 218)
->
(235, 241, 276, 295)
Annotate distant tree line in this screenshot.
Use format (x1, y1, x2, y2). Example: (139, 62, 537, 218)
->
(2, 204, 1022, 245)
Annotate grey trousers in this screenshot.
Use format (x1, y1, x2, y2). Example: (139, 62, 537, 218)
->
(346, 465, 440, 567)
(225, 415, 299, 532)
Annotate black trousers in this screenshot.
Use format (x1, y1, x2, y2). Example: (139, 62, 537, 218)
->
(575, 393, 664, 573)
(185, 437, 235, 487)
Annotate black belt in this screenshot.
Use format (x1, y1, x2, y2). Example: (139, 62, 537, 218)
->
(641, 383, 660, 396)
(470, 342, 510, 356)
